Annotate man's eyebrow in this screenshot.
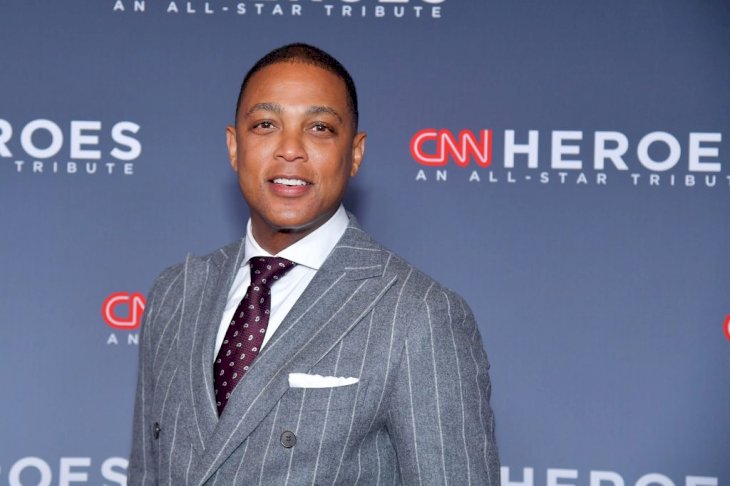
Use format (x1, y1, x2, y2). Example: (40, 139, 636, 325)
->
(244, 102, 283, 117)
(305, 105, 343, 124)
(244, 103, 344, 124)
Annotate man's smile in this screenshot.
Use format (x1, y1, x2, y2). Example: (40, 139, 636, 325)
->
(268, 175, 313, 197)
(271, 177, 310, 187)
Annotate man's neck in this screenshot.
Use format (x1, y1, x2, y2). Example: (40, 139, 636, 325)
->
(251, 228, 308, 255)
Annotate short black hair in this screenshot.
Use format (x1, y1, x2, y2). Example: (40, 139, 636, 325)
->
(235, 43, 359, 129)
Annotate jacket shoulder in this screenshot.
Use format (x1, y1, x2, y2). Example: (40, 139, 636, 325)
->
(143, 239, 243, 325)
(371, 242, 473, 325)
(148, 239, 243, 290)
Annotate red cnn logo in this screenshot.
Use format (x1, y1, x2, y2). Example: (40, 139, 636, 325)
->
(410, 129, 493, 167)
(102, 292, 146, 330)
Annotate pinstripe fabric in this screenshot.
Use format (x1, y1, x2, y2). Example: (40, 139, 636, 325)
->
(128, 216, 499, 485)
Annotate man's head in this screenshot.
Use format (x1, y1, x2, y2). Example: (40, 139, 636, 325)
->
(226, 43, 366, 254)
(235, 43, 359, 130)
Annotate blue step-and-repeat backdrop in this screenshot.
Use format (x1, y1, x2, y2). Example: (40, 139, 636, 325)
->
(1, 1, 728, 485)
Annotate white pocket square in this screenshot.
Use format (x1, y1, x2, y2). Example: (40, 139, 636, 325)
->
(288, 373, 359, 389)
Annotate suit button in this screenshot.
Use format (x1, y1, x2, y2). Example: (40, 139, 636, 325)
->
(280, 430, 296, 448)
(153, 422, 161, 439)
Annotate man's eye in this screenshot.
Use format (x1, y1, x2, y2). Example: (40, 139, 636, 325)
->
(253, 121, 274, 130)
(312, 123, 333, 133)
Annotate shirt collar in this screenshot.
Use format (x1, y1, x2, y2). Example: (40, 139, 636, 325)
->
(244, 205, 349, 271)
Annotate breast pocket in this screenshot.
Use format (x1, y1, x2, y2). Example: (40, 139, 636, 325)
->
(282, 380, 368, 413)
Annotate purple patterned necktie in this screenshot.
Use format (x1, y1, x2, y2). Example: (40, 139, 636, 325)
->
(214, 256, 296, 415)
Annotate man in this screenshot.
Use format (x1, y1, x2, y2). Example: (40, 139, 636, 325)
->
(128, 43, 499, 485)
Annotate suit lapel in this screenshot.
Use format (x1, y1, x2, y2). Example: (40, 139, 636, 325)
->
(177, 240, 246, 454)
(190, 221, 397, 486)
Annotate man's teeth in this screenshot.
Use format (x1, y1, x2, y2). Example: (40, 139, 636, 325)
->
(273, 178, 307, 186)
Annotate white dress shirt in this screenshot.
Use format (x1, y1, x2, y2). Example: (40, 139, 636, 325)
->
(213, 205, 349, 361)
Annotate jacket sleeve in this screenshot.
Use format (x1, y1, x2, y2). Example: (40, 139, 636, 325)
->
(127, 269, 173, 485)
(386, 287, 500, 486)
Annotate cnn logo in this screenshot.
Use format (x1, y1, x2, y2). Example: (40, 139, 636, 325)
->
(410, 129, 492, 167)
(102, 292, 146, 330)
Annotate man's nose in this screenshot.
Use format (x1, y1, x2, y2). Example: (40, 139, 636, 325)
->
(275, 129, 307, 162)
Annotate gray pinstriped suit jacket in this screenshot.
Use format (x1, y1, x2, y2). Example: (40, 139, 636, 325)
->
(128, 216, 499, 485)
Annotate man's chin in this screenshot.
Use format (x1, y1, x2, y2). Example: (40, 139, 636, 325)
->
(249, 204, 339, 238)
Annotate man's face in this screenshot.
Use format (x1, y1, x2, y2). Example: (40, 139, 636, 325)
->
(226, 62, 366, 247)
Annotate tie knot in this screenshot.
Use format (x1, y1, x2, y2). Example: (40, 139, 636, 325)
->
(249, 257, 296, 287)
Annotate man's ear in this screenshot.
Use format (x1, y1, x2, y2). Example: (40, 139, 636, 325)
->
(350, 131, 367, 177)
(225, 125, 238, 171)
